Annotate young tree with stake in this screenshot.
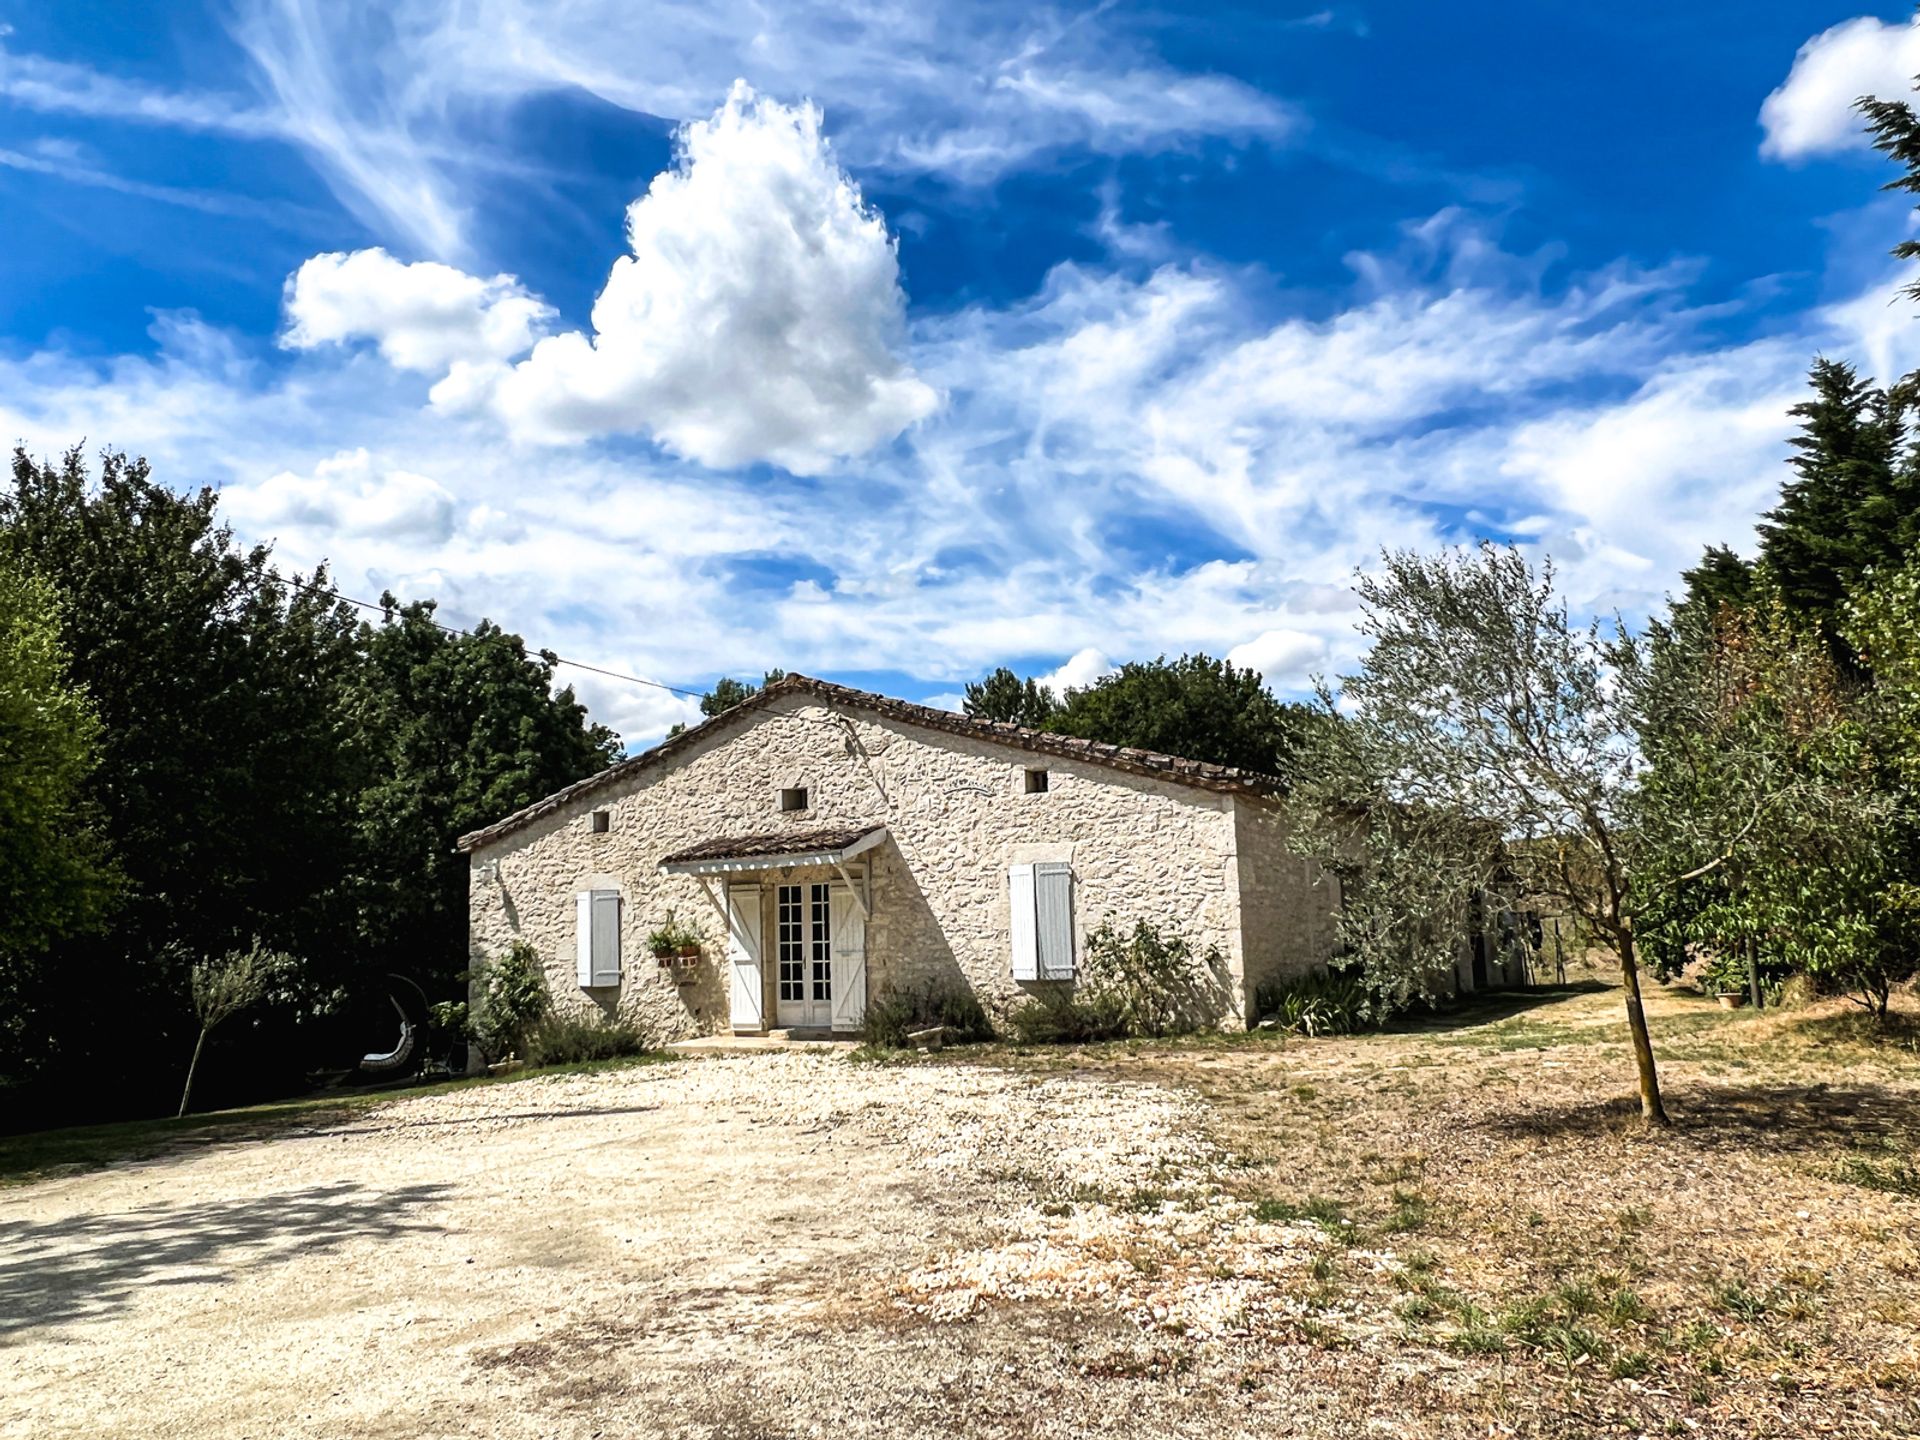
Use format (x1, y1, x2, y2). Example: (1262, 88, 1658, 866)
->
(177, 941, 287, 1118)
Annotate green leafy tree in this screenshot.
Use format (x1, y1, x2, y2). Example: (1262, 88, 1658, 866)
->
(2, 448, 624, 1119)
(1631, 592, 1910, 1018)
(963, 667, 1062, 727)
(1677, 544, 1755, 619)
(352, 599, 622, 1001)
(0, 551, 117, 958)
(1285, 717, 1504, 1017)
(707, 669, 787, 717)
(668, 669, 788, 736)
(1863, 78, 1920, 304)
(1850, 558, 1920, 789)
(1, 448, 365, 1108)
(1048, 653, 1324, 778)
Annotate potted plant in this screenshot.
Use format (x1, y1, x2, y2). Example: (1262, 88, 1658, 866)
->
(1701, 952, 1748, 1009)
(647, 911, 706, 975)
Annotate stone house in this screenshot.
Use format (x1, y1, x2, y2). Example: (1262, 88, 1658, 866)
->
(458, 675, 1339, 1043)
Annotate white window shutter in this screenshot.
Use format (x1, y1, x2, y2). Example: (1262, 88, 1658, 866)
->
(590, 890, 621, 985)
(577, 889, 620, 987)
(1035, 862, 1075, 979)
(575, 891, 594, 986)
(1008, 863, 1038, 980)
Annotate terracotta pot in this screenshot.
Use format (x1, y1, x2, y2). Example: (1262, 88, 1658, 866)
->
(677, 944, 702, 962)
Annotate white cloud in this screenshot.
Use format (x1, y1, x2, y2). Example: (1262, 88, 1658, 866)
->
(220, 449, 459, 544)
(564, 667, 703, 746)
(1760, 15, 1920, 160)
(12, 198, 1920, 743)
(282, 248, 554, 373)
(486, 83, 937, 472)
(1226, 629, 1328, 682)
(1039, 647, 1117, 696)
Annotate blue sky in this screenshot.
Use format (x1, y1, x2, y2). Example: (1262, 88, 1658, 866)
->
(3, 3, 1920, 741)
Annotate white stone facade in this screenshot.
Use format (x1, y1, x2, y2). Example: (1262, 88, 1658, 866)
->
(463, 682, 1336, 1045)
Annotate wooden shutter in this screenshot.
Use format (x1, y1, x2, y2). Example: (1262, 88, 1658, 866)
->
(1034, 862, 1075, 979)
(726, 883, 765, 1032)
(829, 885, 867, 1032)
(1008, 863, 1038, 980)
(575, 891, 594, 986)
(590, 890, 621, 985)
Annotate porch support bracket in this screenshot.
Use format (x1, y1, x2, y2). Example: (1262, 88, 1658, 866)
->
(692, 875, 732, 928)
(830, 858, 871, 920)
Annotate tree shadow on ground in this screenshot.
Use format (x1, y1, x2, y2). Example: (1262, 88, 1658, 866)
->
(1482, 1081, 1920, 1156)
(1385, 980, 1610, 1035)
(0, 1180, 449, 1337)
(320, 1104, 661, 1136)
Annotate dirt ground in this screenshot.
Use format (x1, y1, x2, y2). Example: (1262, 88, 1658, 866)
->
(4, 975, 1918, 1440)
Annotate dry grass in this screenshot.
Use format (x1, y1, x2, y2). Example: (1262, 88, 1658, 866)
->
(979, 968, 1920, 1436)
(6, 975, 1916, 1439)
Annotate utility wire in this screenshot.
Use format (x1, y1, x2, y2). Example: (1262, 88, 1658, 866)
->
(270, 572, 710, 700)
(265, 572, 861, 746)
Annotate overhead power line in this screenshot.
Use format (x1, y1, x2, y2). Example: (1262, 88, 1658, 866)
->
(270, 572, 710, 701)
(265, 574, 857, 747)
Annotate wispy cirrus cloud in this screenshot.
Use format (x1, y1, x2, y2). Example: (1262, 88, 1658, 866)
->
(0, 39, 281, 136)
(7, 55, 1919, 743)
(0, 2, 1299, 262)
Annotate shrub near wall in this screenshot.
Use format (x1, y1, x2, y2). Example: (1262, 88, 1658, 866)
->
(862, 982, 995, 1049)
(1009, 919, 1231, 1043)
(470, 940, 549, 1062)
(1253, 969, 1374, 1036)
(522, 1015, 647, 1066)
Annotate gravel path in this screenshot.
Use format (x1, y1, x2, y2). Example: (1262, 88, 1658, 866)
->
(2, 1053, 1357, 1440)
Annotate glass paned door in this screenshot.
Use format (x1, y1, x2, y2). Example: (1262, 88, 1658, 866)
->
(775, 882, 832, 1027)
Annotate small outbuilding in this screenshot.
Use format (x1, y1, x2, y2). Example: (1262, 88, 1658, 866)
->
(458, 675, 1339, 1042)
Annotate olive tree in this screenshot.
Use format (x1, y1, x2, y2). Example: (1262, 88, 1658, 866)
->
(1289, 545, 1671, 1125)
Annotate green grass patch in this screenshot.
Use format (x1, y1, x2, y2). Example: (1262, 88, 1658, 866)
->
(1714, 1281, 1770, 1323)
(1834, 1150, 1920, 1198)
(1385, 1187, 1431, 1233)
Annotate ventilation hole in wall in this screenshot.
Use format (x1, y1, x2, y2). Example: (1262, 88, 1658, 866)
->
(780, 786, 810, 812)
(1024, 768, 1050, 794)
(590, 810, 611, 833)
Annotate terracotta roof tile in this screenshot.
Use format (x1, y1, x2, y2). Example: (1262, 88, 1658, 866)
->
(659, 825, 883, 866)
(456, 674, 1282, 852)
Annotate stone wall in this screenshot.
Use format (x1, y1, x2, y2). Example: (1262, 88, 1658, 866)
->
(468, 693, 1283, 1045)
(1232, 796, 1340, 1015)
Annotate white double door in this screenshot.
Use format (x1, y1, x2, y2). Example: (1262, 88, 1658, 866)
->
(773, 880, 866, 1031)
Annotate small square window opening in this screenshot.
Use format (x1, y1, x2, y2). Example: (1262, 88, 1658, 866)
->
(1024, 768, 1050, 794)
(780, 786, 810, 812)
(590, 810, 611, 833)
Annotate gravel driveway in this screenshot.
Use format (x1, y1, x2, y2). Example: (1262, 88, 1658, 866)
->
(2, 1053, 1381, 1440)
